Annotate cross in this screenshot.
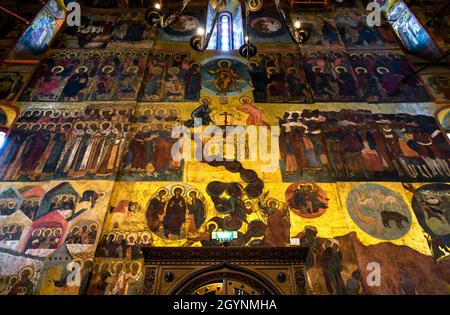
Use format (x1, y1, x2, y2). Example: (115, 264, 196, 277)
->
(220, 111, 233, 126)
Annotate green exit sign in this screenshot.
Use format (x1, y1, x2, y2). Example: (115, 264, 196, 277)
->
(211, 231, 238, 241)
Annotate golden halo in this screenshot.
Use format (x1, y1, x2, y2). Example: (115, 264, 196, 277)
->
(287, 67, 297, 73)
(131, 261, 142, 275)
(267, 67, 278, 74)
(54, 227, 62, 235)
(363, 53, 374, 59)
(140, 231, 151, 242)
(17, 123, 29, 130)
(114, 261, 125, 273)
(75, 66, 88, 74)
(312, 66, 323, 73)
(334, 66, 347, 74)
(19, 266, 34, 280)
(100, 122, 111, 130)
(127, 66, 139, 74)
(355, 67, 368, 74)
(151, 66, 163, 74)
(102, 66, 114, 74)
(239, 96, 252, 104)
(107, 232, 117, 242)
(127, 232, 138, 243)
(67, 52, 77, 58)
(51, 66, 64, 74)
(171, 185, 185, 196)
(187, 189, 199, 199)
(168, 67, 180, 75)
(244, 200, 254, 209)
(156, 187, 169, 196)
(206, 220, 219, 231)
(377, 67, 389, 75)
(31, 124, 42, 131)
(200, 96, 211, 104)
(267, 198, 279, 209)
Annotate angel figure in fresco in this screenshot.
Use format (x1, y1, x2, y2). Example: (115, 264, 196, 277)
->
(236, 96, 269, 126)
(187, 190, 205, 232)
(258, 192, 290, 247)
(207, 60, 240, 95)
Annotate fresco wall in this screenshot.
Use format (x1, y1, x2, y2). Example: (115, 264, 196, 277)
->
(0, 0, 449, 295)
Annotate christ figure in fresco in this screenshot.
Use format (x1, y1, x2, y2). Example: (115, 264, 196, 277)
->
(207, 61, 240, 95)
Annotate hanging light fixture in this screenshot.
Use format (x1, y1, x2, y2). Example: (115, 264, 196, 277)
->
(146, 0, 310, 53)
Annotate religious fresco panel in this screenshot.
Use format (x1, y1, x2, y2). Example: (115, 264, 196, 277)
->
(116, 103, 184, 182)
(108, 10, 156, 49)
(410, 3, 450, 50)
(0, 104, 134, 182)
(386, 0, 444, 61)
(158, 10, 206, 43)
(347, 51, 431, 103)
(291, 13, 345, 50)
(337, 181, 449, 294)
(303, 50, 365, 102)
(0, 72, 31, 102)
(248, 53, 310, 103)
(248, 11, 292, 45)
(53, 9, 120, 49)
(333, 9, 399, 50)
(279, 108, 450, 182)
(139, 52, 201, 102)
(20, 50, 149, 102)
(9, 1, 65, 58)
(0, 180, 114, 295)
(420, 71, 450, 103)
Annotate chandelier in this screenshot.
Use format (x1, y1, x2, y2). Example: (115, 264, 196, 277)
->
(145, 0, 310, 58)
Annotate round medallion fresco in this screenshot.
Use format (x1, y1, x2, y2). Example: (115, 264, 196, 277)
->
(346, 184, 411, 240)
(165, 14, 200, 36)
(411, 183, 450, 237)
(250, 17, 284, 37)
(285, 181, 329, 218)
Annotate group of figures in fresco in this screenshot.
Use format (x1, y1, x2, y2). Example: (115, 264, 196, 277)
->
(279, 109, 450, 182)
(20, 50, 148, 102)
(140, 53, 201, 102)
(0, 105, 184, 182)
(0, 181, 107, 295)
(1, 0, 450, 296)
(13, 48, 437, 104)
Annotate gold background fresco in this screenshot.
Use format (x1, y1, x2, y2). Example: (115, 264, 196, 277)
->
(0, 0, 449, 295)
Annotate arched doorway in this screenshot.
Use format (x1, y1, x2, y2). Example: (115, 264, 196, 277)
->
(171, 263, 280, 295)
(141, 247, 309, 295)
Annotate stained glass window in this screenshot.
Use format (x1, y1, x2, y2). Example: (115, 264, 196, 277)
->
(218, 13, 232, 51)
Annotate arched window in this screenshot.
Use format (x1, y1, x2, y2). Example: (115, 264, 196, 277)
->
(0, 131, 6, 149)
(217, 12, 233, 51)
